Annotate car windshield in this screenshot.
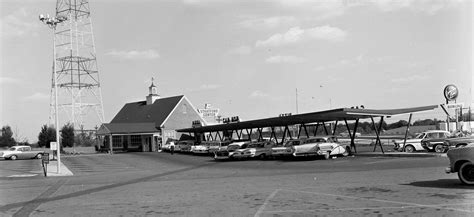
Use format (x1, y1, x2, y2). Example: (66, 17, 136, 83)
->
(304, 138, 326, 144)
(415, 133, 425, 139)
(8, 147, 16, 151)
(228, 145, 241, 151)
(239, 143, 249, 149)
(285, 140, 300, 147)
(248, 143, 259, 148)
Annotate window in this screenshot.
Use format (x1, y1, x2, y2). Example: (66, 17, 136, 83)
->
(426, 133, 439, 139)
(439, 133, 447, 138)
(130, 135, 141, 147)
(112, 136, 123, 148)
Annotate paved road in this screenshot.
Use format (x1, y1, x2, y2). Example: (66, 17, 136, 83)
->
(0, 152, 473, 216)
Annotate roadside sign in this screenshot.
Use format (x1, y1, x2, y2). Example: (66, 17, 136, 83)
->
(42, 153, 50, 164)
(50, 142, 57, 150)
(42, 152, 50, 177)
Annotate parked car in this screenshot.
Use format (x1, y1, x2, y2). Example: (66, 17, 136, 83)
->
(191, 142, 210, 154)
(271, 139, 303, 158)
(0, 146, 45, 160)
(176, 140, 194, 153)
(445, 143, 474, 185)
(207, 140, 232, 154)
(339, 132, 361, 138)
(232, 141, 275, 159)
(292, 136, 350, 159)
(214, 141, 247, 160)
(161, 143, 170, 152)
(443, 136, 474, 150)
(393, 130, 450, 153)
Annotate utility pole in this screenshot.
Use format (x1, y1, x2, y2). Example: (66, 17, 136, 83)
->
(295, 88, 299, 114)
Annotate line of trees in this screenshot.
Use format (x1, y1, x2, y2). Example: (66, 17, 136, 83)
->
(0, 123, 97, 149)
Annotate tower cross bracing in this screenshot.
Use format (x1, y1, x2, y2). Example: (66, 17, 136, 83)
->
(49, 0, 104, 130)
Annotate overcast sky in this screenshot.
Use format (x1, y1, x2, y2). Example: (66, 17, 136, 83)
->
(1, 0, 472, 142)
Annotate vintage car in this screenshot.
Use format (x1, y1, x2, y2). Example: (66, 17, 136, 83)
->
(0, 146, 45, 160)
(191, 142, 210, 154)
(207, 140, 232, 154)
(271, 139, 303, 158)
(232, 141, 275, 159)
(176, 140, 194, 153)
(422, 135, 474, 153)
(393, 130, 450, 152)
(214, 141, 247, 160)
(292, 136, 350, 159)
(445, 143, 474, 185)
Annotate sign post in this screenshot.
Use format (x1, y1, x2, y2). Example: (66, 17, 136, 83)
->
(443, 84, 459, 132)
(42, 152, 50, 177)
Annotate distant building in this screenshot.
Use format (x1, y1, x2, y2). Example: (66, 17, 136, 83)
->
(97, 80, 205, 152)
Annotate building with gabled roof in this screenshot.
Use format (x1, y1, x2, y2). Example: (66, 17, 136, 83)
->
(97, 80, 205, 152)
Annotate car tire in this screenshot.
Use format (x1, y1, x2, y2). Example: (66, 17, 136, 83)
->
(434, 144, 445, 153)
(10, 155, 17, 160)
(458, 162, 474, 185)
(343, 146, 351, 157)
(259, 154, 266, 160)
(36, 153, 43, 159)
(404, 145, 415, 153)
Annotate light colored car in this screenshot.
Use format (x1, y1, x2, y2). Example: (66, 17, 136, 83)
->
(161, 143, 171, 152)
(233, 141, 275, 159)
(0, 146, 45, 160)
(176, 140, 194, 153)
(393, 130, 450, 153)
(272, 139, 303, 158)
(207, 140, 232, 154)
(214, 141, 247, 160)
(292, 136, 349, 159)
(445, 143, 474, 185)
(191, 142, 210, 154)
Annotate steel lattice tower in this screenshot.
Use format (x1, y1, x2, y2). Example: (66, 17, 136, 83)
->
(48, 0, 105, 130)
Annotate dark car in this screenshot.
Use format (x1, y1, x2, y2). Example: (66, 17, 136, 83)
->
(422, 136, 474, 153)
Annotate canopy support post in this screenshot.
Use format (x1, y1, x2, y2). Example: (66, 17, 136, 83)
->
(402, 113, 413, 152)
(322, 122, 329, 135)
(332, 120, 338, 135)
(371, 116, 385, 153)
(303, 124, 309, 138)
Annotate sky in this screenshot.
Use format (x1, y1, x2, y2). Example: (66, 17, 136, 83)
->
(1, 0, 473, 142)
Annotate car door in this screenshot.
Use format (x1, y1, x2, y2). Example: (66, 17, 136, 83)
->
(16, 147, 27, 159)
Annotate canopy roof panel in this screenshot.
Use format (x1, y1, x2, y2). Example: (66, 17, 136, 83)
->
(177, 105, 438, 133)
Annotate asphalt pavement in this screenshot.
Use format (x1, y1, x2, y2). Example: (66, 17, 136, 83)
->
(0, 151, 473, 216)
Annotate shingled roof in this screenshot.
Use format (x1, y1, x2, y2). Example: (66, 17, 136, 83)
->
(111, 95, 184, 127)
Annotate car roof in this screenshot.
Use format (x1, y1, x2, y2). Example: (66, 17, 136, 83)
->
(424, 130, 449, 133)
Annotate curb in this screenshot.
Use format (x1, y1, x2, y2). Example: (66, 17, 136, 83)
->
(355, 152, 447, 158)
(46, 161, 74, 177)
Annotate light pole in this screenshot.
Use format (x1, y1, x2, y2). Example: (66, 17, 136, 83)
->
(39, 13, 67, 174)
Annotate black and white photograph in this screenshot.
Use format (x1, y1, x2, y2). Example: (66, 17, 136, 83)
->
(1, 0, 473, 216)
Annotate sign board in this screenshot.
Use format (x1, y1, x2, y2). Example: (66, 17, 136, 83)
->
(42, 153, 50, 164)
(198, 104, 220, 118)
(444, 84, 459, 102)
(50, 142, 57, 150)
(446, 103, 463, 109)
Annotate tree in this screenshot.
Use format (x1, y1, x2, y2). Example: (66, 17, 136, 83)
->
(61, 123, 75, 148)
(0, 125, 16, 147)
(37, 125, 56, 148)
(75, 130, 96, 147)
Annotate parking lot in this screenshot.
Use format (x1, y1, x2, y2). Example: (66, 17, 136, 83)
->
(0, 151, 473, 216)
